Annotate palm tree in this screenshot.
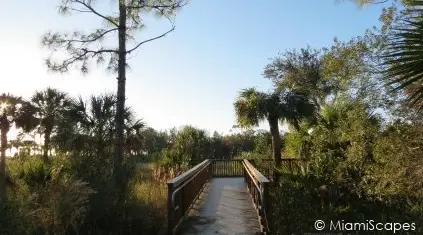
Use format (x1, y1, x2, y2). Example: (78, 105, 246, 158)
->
(234, 88, 317, 167)
(382, 0, 423, 110)
(53, 93, 142, 156)
(61, 94, 116, 155)
(31, 87, 70, 162)
(0, 93, 37, 202)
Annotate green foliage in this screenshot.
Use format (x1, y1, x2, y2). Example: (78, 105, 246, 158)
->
(0, 200, 27, 235)
(282, 131, 303, 158)
(371, 122, 423, 199)
(264, 47, 333, 106)
(272, 101, 423, 234)
(20, 160, 51, 188)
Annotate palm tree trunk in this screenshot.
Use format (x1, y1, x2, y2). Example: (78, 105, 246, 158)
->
(268, 117, 282, 166)
(0, 128, 8, 202)
(114, 0, 127, 197)
(268, 117, 282, 182)
(43, 131, 51, 162)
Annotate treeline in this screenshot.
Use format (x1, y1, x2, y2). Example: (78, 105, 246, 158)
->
(0, 89, 272, 162)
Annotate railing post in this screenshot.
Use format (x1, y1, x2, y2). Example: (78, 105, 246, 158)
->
(209, 160, 213, 179)
(167, 182, 174, 235)
(263, 181, 273, 233)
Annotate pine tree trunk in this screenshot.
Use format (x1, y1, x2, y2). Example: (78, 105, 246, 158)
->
(114, 0, 127, 196)
(0, 128, 8, 203)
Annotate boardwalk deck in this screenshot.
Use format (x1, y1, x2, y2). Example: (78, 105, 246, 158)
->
(177, 177, 261, 235)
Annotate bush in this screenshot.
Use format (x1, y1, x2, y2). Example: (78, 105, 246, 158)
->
(2, 155, 95, 235)
(270, 173, 423, 234)
(271, 102, 423, 234)
(0, 200, 27, 235)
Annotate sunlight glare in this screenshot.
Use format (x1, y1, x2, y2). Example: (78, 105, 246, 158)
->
(0, 102, 9, 113)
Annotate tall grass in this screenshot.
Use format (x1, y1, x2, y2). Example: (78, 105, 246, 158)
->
(1, 155, 169, 235)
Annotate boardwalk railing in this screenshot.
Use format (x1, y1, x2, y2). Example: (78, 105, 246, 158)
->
(167, 159, 212, 235)
(211, 159, 244, 177)
(243, 159, 272, 234)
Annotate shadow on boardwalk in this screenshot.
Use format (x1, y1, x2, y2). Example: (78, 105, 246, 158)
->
(177, 178, 261, 235)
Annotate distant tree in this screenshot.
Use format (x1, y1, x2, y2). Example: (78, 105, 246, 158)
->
(222, 132, 256, 158)
(253, 131, 272, 155)
(172, 126, 210, 165)
(211, 131, 223, 158)
(31, 87, 70, 162)
(0, 94, 37, 202)
(42, 0, 189, 194)
(139, 127, 169, 155)
(124, 109, 145, 156)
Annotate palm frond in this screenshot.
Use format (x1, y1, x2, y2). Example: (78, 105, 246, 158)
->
(384, 0, 423, 111)
(279, 90, 318, 129)
(234, 88, 268, 128)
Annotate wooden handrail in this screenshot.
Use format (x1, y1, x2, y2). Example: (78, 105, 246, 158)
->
(243, 159, 270, 184)
(168, 159, 210, 188)
(167, 159, 212, 235)
(243, 159, 272, 234)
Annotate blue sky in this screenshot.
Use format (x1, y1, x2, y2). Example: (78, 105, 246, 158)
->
(0, 0, 386, 135)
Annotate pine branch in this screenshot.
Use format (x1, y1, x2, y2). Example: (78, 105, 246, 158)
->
(67, 28, 119, 44)
(47, 48, 117, 73)
(73, 0, 119, 27)
(126, 26, 175, 54)
(126, 1, 189, 10)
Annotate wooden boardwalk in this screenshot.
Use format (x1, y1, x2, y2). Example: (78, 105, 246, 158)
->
(177, 178, 261, 235)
